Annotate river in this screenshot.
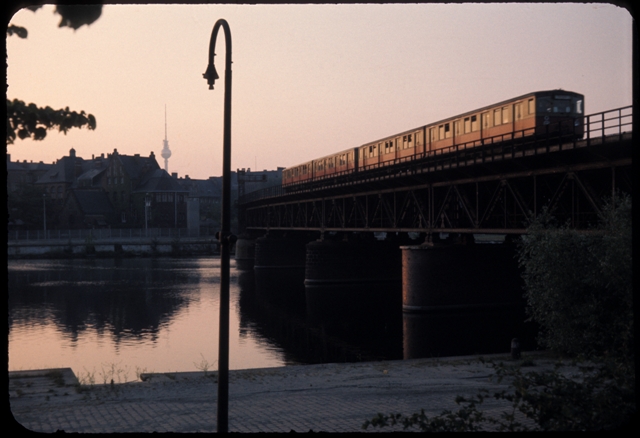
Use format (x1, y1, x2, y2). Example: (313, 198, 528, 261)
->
(8, 257, 301, 382)
(8, 255, 529, 383)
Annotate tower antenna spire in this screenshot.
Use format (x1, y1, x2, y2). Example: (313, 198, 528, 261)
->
(161, 104, 172, 172)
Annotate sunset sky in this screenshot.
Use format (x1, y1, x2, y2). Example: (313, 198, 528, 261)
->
(6, 3, 633, 180)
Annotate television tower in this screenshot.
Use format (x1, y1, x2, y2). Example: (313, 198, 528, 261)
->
(161, 105, 172, 172)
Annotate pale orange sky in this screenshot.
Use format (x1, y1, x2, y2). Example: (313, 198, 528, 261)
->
(6, 3, 633, 180)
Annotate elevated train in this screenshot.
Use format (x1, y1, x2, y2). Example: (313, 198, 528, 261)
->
(282, 90, 584, 189)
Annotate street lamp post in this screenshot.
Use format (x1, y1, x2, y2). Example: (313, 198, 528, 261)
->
(203, 18, 232, 434)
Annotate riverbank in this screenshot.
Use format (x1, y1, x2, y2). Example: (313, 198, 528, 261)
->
(7, 237, 221, 259)
(10, 351, 573, 433)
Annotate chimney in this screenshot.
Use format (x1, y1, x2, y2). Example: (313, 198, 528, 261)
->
(172, 172, 178, 178)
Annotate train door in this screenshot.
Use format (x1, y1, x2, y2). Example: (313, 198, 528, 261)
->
(454, 120, 462, 146)
(415, 129, 425, 156)
(481, 112, 490, 142)
(428, 127, 437, 154)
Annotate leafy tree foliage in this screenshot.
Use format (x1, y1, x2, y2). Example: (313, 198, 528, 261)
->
(6, 5, 102, 144)
(6, 99, 97, 144)
(517, 193, 633, 361)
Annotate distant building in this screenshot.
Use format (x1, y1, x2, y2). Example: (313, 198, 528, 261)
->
(174, 174, 222, 235)
(8, 149, 282, 232)
(6, 154, 54, 229)
(6, 154, 53, 194)
(34, 148, 103, 206)
(237, 167, 284, 197)
(59, 190, 115, 229)
(104, 149, 160, 226)
(133, 169, 189, 228)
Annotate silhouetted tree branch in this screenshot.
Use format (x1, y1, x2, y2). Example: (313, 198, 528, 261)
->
(6, 5, 102, 144)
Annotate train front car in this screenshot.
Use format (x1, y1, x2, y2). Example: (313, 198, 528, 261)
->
(534, 90, 584, 139)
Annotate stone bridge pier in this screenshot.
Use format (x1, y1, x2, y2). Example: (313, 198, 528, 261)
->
(401, 237, 531, 358)
(304, 234, 404, 340)
(251, 232, 313, 310)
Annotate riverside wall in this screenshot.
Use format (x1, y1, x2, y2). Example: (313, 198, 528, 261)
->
(7, 237, 221, 259)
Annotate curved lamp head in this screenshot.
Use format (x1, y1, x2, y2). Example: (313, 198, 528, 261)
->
(203, 63, 219, 90)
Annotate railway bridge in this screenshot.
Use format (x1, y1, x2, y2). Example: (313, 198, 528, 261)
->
(239, 106, 632, 236)
(235, 106, 632, 359)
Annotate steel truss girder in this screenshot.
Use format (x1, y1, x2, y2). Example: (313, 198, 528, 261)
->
(244, 157, 631, 234)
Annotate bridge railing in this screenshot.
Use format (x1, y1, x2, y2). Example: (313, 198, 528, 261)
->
(7, 227, 215, 242)
(584, 105, 633, 144)
(239, 105, 632, 204)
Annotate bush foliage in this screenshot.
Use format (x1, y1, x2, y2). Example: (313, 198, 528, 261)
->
(363, 358, 635, 432)
(517, 193, 633, 360)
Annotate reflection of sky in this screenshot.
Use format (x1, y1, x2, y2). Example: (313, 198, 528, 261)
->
(8, 258, 287, 377)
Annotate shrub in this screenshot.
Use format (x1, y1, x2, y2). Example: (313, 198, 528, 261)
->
(517, 193, 632, 360)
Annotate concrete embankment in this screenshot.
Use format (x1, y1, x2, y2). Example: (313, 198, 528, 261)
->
(7, 237, 221, 259)
(10, 352, 566, 433)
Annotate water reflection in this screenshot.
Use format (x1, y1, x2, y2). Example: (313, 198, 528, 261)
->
(8, 257, 286, 375)
(8, 256, 532, 377)
(9, 259, 194, 345)
(237, 269, 396, 364)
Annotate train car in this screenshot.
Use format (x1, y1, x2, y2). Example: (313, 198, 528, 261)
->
(312, 148, 358, 180)
(425, 89, 584, 154)
(283, 90, 584, 189)
(358, 126, 426, 170)
(282, 160, 313, 188)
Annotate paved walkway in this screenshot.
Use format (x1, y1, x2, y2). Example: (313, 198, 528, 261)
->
(9, 352, 560, 433)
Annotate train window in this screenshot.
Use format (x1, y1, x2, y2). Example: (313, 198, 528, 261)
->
(471, 115, 478, 131)
(576, 100, 583, 114)
(528, 98, 535, 115)
(464, 118, 470, 133)
(502, 107, 510, 124)
(494, 109, 501, 126)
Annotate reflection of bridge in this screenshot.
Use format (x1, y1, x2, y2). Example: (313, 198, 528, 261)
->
(239, 106, 632, 235)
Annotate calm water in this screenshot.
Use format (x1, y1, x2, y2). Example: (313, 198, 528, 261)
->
(8, 257, 299, 380)
(8, 255, 528, 381)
